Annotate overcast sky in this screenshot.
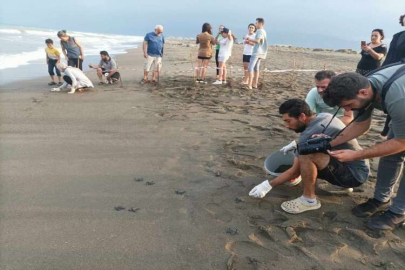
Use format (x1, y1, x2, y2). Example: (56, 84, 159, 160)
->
(1, 0, 404, 49)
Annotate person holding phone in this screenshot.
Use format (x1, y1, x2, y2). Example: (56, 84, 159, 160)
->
(356, 29, 387, 76)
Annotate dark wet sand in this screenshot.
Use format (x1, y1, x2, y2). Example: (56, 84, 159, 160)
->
(1, 39, 404, 270)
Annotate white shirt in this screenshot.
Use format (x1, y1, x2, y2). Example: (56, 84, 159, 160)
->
(61, 67, 94, 89)
(218, 38, 234, 58)
(243, 33, 255, 55)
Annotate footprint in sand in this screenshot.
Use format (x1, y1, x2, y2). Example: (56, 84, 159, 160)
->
(204, 202, 233, 223)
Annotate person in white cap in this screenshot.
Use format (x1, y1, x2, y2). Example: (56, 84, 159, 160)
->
(51, 62, 94, 94)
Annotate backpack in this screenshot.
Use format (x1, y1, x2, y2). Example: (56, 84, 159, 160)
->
(366, 58, 405, 113)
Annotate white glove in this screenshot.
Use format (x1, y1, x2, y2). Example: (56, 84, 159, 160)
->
(249, 180, 272, 198)
(51, 88, 61, 92)
(280, 140, 297, 155)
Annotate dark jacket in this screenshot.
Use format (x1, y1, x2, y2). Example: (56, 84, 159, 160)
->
(383, 30, 405, 66)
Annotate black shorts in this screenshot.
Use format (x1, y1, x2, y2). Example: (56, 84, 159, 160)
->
(317, 156, 363, 188)
(198, 56, 211, 60)
(243, 54, 251, 63)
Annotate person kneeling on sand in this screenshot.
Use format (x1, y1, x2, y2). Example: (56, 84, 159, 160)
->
(249, 99, 370, 214)
(51, 62, 94, 94)
(89, 51, 120, 85)
(305, 70, 353, 125)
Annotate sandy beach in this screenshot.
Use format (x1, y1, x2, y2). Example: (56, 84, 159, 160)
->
(1, 39, 404, 270)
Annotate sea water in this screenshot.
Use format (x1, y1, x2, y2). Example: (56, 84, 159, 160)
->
(0, 25, 143, 85)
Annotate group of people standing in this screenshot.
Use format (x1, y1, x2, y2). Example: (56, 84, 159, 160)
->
(194, 18, 268, 89)
(44, 30, 122, 93)
(355, 14, 405, 137)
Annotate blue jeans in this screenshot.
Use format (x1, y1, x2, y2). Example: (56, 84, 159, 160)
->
(374, 130, 405, 215)
(248, 56, 261, 72)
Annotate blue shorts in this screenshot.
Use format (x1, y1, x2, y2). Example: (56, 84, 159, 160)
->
(248, 56, 261, 72)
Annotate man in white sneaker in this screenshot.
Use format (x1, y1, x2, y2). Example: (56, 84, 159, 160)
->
(142, 25, 164, 84)
(249, 99, 370, 214)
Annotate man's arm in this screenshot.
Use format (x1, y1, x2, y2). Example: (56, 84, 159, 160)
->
(330, 117, 372, 147)
(60, 41, 68, 60)
(143, 41, 148, 58)
(74, 38, 85, 60)
(338, 110, 354, 125)
(329, 138, 405, 162)
(268, 157, 301, 188)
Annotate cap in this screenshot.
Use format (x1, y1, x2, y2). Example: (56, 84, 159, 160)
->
(221, 28, 229, 34)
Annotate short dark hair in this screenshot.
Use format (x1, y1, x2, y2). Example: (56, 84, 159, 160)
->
(400, 14, 405, 26)
(279, 99, 313, 118)
(202, 23, 212, 35)
(315, 70, 336, 81)
(323, 73, 370, 107)
(372, 29, 385, 40)
(256, 18, 265, 24)
(248, 23, 256, 32)
(45, 39, 53, 44)
(100, 51, 109, 56)
(57, 30, 67, 38)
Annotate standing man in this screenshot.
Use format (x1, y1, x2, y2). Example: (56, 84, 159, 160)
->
(57, 30, 85, 70)
(246, 18, 268, 90)
(305, 70, 353, 125)
(323, 63, 405, 230)
(89, 51, 120, 85)
(142, 25, 165, 84)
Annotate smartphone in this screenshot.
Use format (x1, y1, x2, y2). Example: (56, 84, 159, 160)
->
(361, 41, 366, 47)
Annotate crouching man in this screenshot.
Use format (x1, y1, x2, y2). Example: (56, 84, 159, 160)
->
(89, 51, 120, 85)
(249, 99, 370, 214)
(51, 62, 94, 94)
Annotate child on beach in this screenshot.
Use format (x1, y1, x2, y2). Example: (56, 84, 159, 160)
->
(213, 28, 234, 85)
(45, 39, 62, 86)
(242, 24, 256, 85)
(196, 23, 216, 83)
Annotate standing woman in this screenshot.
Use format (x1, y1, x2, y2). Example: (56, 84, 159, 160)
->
(213, 28, 234, 85)
(57, 30, 85, 70)
(196, 23, 215, 83)
(242, 23, 256, 84)
(356, 29, 387, 76)
(380, 14, 405, 137)
(215, 25, 225, 80)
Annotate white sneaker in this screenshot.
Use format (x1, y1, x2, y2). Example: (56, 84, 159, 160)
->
(51, 88, 61, 92)
(222, 81, 227, 84)
(321, 184, 354, 194)
(281, 197, 321, 214)
(284, 177, 302, 187)
(212, 80, 222, 85)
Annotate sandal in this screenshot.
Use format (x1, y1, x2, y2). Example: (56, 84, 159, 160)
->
(281, 197, 321, 214)
(98, 82, 105, 85)
(141, 78, 149, 84)
(48, 81, 57, 85)
(58, 82, 63, 86)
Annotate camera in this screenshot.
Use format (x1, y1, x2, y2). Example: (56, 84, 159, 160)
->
(297, 136, 332, 155)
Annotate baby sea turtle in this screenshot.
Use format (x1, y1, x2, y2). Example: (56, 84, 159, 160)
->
(128, 207, 140, 213)
(134, 177, 144, 182)
(234, 198, 244, 203)
(146, 181, 155, 185)
(114, 206, 125, 211)
(226, 228, 238, 235)
(175, 190, 186, 195)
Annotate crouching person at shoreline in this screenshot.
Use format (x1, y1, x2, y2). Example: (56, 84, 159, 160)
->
(249, 99, 370, 214)
(51, 62, 94, 94)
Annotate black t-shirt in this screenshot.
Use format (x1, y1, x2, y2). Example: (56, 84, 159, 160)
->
(396, 32, 405, 57)
(357, 44, 387, 71)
